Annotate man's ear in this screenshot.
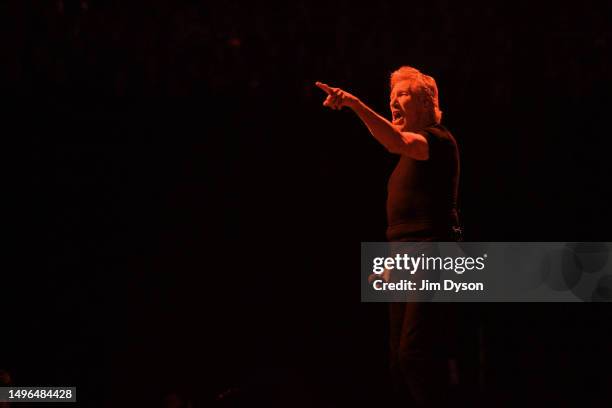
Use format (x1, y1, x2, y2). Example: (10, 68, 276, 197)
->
(419, 93, 436, 120)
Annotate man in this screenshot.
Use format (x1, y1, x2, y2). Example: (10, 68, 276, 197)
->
(316, 66, 461, 407)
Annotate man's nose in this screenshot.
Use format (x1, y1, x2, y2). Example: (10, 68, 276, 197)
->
(391, 99, 400, 109)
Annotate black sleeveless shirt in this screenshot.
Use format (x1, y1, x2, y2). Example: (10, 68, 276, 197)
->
(386, 124, 460, 241)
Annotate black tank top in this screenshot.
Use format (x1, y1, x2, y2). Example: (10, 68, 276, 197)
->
(386, 124, 460, 241)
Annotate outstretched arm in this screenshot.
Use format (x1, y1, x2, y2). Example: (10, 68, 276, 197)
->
(315, 82, 429, 160)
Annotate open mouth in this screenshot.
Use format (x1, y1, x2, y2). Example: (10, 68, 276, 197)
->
(392, 110, 403, 122)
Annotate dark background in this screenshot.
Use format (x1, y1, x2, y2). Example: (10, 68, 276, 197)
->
(3, 0, 612, 406)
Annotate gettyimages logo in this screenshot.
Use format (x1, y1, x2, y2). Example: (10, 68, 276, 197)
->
(371, 253, 488, 275)
(361, 242, 612, 302)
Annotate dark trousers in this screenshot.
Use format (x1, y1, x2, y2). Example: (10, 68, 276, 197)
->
(389, 302, 457, 407)
(387, 232, 468, 407)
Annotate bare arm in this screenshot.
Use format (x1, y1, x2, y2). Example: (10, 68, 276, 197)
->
(315, 82, 429, 160)
(351, 99, 429, 160)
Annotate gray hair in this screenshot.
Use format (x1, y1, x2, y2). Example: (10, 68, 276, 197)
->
(390, 66, 443, 124)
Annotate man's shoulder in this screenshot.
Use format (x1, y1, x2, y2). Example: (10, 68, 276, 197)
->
(421, 123, 457, 147)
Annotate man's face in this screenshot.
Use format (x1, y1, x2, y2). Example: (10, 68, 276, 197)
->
(390, 80, 424, 131)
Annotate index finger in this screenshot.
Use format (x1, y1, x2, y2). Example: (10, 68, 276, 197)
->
(315, 81, 335, 95)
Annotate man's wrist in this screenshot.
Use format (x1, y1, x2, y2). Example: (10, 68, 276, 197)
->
(347, 97, 362, 111)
